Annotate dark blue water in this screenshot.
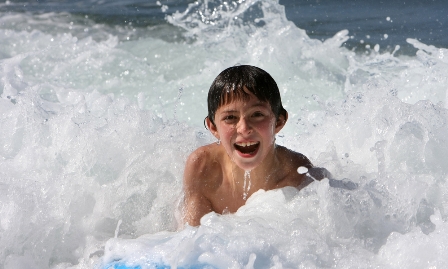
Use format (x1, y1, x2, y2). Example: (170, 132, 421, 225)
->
(282, 0, 448, 55)
(1, 0, 447, 54)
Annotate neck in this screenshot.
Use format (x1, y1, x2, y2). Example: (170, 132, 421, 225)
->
(230, 144, 280, 189)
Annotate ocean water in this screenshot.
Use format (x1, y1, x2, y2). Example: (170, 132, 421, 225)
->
(0, 0, 448, 268)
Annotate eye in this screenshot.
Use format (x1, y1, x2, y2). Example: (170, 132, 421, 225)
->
(222, 115, 238, 123)
(252, 111, 264, 117)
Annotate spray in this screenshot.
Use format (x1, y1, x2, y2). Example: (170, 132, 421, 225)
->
(243, 170, 251, 200)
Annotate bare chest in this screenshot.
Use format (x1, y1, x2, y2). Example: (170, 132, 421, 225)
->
(207, 171, 305, 214)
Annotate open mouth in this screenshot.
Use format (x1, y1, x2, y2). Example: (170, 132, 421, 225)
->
(234, 141, 260, 155)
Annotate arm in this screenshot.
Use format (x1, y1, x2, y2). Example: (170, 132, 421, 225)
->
(306, 167, 333, 181)
(299, 165, 357, 190)
(182, 150, 214, 227)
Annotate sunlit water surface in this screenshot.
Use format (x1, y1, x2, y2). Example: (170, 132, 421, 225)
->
(1, 0, 448, 268)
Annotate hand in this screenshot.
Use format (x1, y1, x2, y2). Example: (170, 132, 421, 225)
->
(297, 166, 357, 190)
(297, 166, 332, 181)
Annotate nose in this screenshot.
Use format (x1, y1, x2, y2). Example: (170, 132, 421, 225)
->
(236, 117, 252, 134)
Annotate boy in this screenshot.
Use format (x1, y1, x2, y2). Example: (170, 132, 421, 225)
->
(183, 65, 324, 226)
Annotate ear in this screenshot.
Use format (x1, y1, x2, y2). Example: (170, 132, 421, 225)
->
(205, 117, 220, 140)
(274, 112, 288, 133)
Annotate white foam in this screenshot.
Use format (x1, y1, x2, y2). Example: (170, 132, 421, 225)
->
(1, 0, 448, 268)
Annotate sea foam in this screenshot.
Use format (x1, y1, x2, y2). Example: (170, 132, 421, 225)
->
(0, 0, 447, 268)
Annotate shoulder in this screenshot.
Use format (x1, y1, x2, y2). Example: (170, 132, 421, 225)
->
(273, 145, 314, 188)
(182, 144, 223, 226)
(184, 144, 219, 173)
(276, 145, 313, 169)
(275, 145, 333, 186)
(183, 143, 223, 191)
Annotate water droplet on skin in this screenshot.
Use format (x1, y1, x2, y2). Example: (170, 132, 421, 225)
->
(297, 166, 308, 174)
(243, 170, 251, 200)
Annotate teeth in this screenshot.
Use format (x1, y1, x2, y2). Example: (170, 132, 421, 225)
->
(236, 142, 258, 147)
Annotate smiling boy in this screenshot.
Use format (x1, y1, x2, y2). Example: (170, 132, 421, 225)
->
(182, 65, 320, 226)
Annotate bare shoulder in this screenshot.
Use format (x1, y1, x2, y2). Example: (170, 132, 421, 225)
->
(272, 145, 313, 188)
(182, 143, 224, 226)
(275, 145, 332, 186)
(183, 143, 223, 192)
(276, 145, 313, 169)
(184, 145, 213, 173)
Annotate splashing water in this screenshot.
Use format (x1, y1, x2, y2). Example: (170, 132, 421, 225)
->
(297, 166, 308, 175)
(1, 0, 448, 268)
(243, 170, 251, 200)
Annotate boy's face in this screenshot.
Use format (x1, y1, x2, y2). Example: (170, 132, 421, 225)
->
(207, 91, 286, 171)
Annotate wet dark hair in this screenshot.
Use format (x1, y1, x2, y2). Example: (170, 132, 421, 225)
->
(207, 65, 287, 125)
